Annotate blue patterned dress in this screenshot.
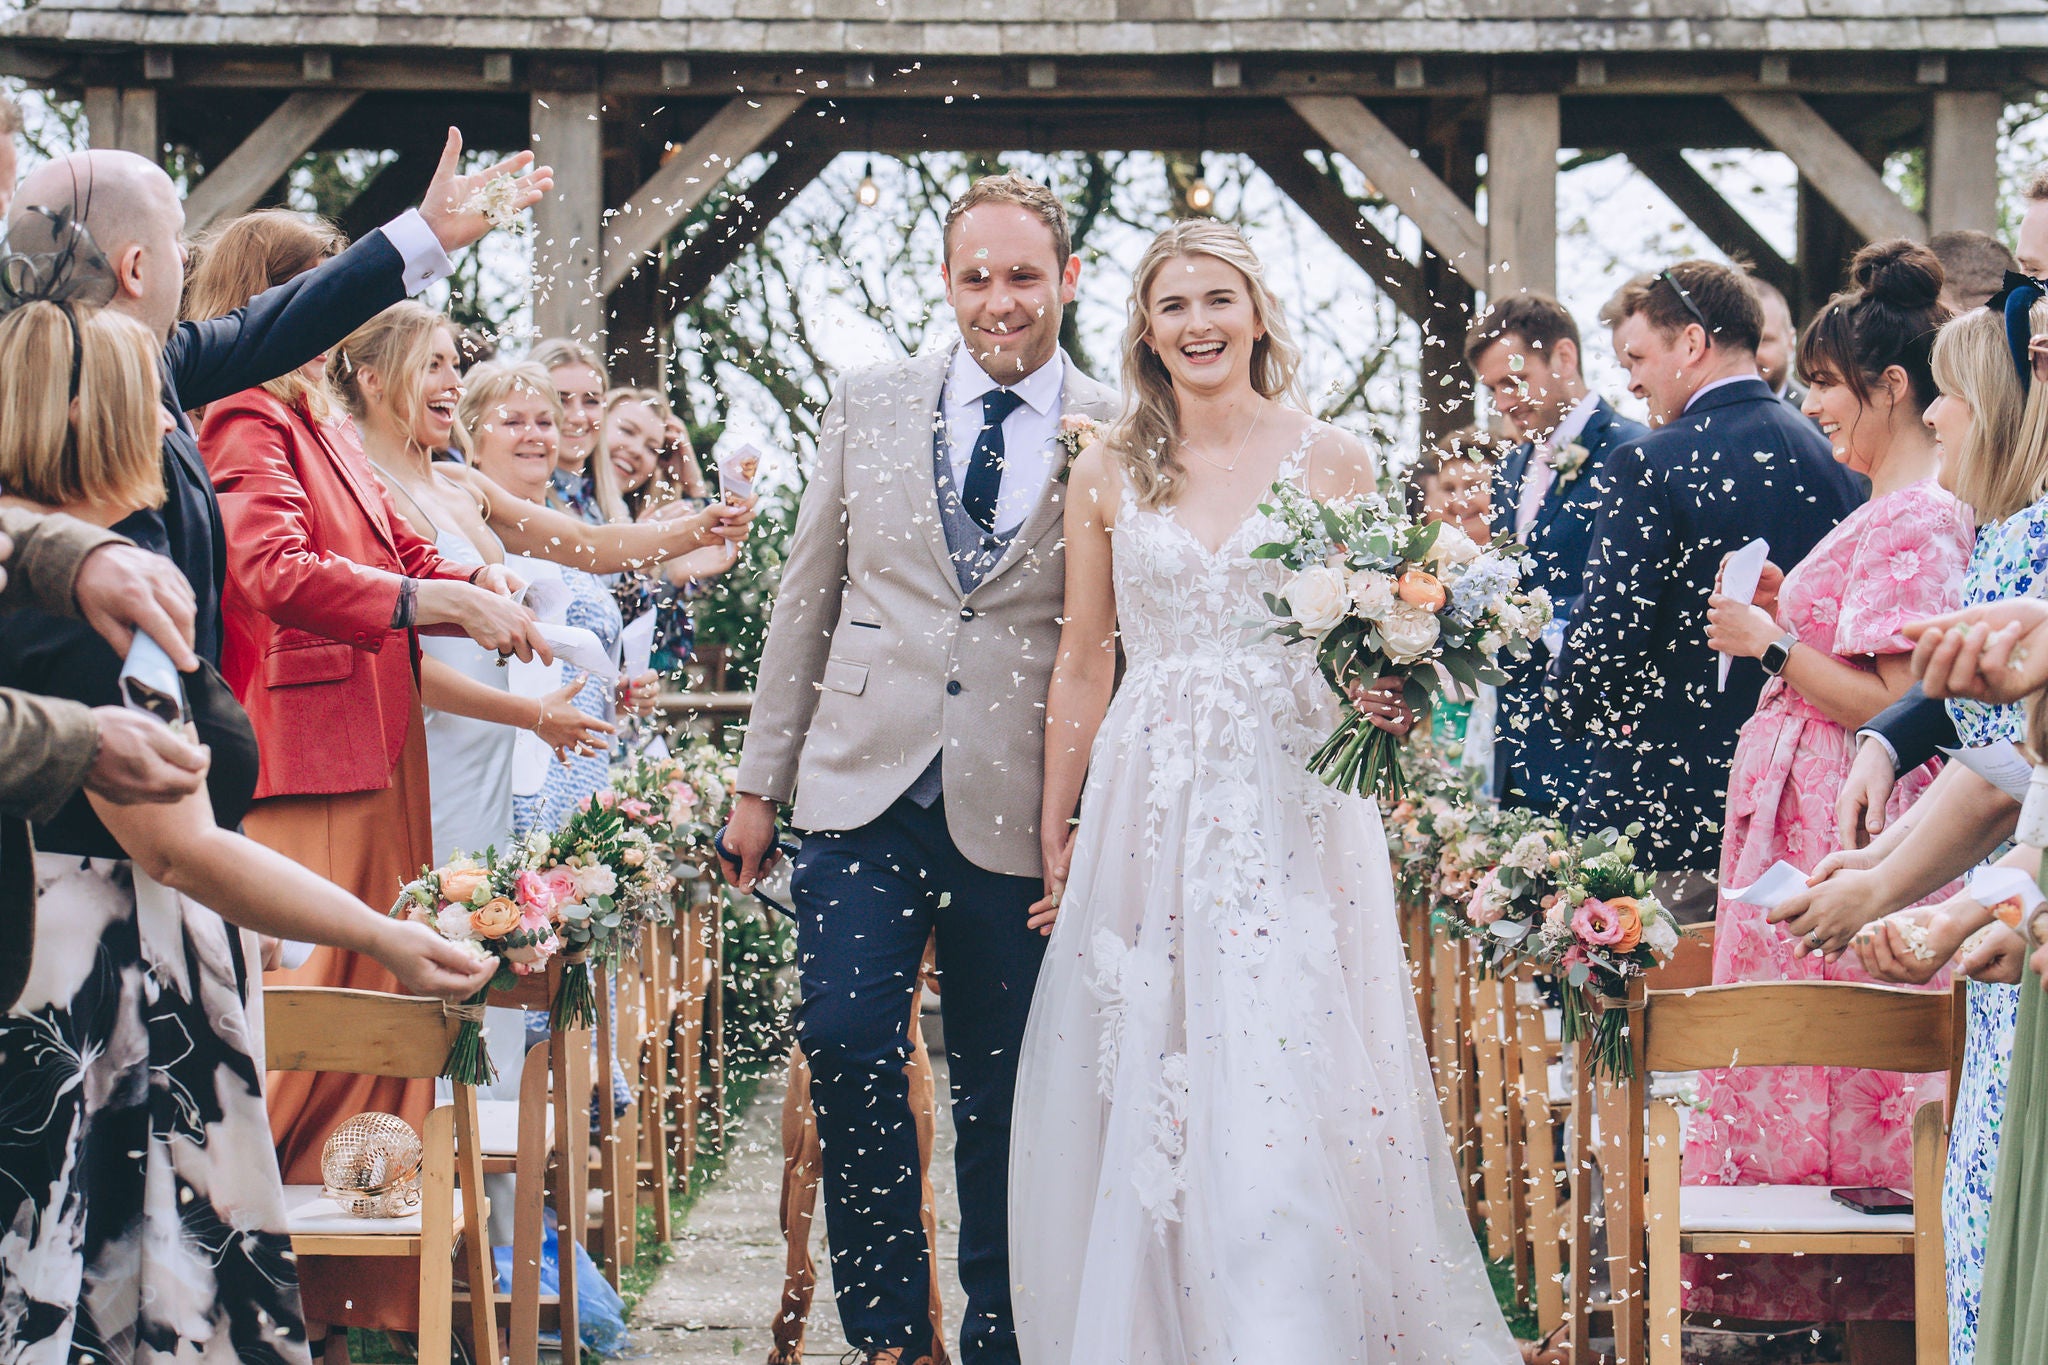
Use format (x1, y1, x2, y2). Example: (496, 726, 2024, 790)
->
(1941, 490, 2048, 1363)
(513, 563, 623, 839)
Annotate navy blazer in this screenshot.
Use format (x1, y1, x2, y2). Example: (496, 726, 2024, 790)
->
(1550, 377, 1862, 872)
(1489, 397, 1648, 814)
(115, 228, 414, 664)
(1865, 683, 1959, 775)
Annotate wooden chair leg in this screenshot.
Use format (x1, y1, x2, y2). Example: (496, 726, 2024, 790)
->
(418, 1107, 458, 1365)
(1472, 974, 1515, 1262)
(671, 895, 706, 1194)
(552, 1019, 587, 1356)
(703, 906, 728, 1149)
(1914, 1101, 1950, 1364)
(615, 948, 644, 1271)
(646, 927, 676, 1245)
(771, 1047, 820, 1365)
(1646, 1101, 1682, 1365)
(1567, 1044, 1595, 1365)
(509, 1044, 551, 1365)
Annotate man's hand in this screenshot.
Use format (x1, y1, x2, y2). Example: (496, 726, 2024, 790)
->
(74, 544, 198, 671)
(719, 793, 781, 892)
(416, 127, 554, 255)
(84, 707, 210, 804)
(1907, 599, 2048, 703)
(1837, 737, 1899, 850)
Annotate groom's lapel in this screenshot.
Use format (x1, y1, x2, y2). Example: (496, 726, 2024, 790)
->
(893, 345, 962, 594)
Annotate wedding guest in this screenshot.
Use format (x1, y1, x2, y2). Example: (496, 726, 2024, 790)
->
(533, 336, 622, 524)
(1771, 293, 2048, 1364)
(1402, 427, 1496, 547)
(1465, 294, 1647, 814)
(1551, 261, 1861, 921)
(0, 295, 493, 1365)
(187, 213, 550, 1257)
(1682, 241, 1972, 1353)
(329, 303, 746, 862)
(9, 136, 547, 663)
(1753, 275, 1803, 407)
(0, 94, 20, 217)
(455, 361, 660, 833)
(1931, 230, 2021, 314)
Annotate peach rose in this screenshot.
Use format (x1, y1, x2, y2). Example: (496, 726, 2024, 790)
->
(1395, 569, 1446, 612)
(438, 862, 489, 905)
(471, 897, 521, 939)
(1606, 896, 1645, 952)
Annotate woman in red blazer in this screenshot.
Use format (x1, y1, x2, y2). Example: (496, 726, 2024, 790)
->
(187, 211, 558, 1347)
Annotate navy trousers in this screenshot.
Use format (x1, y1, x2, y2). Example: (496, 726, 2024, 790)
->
(792, 793, 1045, 1362)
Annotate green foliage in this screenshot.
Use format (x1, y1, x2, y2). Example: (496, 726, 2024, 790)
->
(719, 889, 797, 1078)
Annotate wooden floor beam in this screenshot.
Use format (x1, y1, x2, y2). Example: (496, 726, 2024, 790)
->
(182, 89, 362, 234)
(1726, 93, 1923, 244)
(1245, 146, 1427, 324)
(1286, 94, 1487, 292)
(599, 94, 804, 297)
(1624, 147, 1799, 301)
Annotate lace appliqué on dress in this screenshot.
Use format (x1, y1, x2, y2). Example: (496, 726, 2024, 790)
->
(1131, 1052, 1191, 1239)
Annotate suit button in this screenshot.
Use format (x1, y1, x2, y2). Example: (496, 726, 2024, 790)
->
(959, 607, 974, 621)
(946, 680, 962, 696)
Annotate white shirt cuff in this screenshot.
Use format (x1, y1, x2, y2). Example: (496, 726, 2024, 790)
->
(1855, 727, 1900, 770)
(380, 209, 454, 297)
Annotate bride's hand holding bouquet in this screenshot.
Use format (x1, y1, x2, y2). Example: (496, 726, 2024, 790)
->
(1253, 483, 1550, 799)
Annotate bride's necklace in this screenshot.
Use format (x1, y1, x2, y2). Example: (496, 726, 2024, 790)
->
(1181, 405, 1263, 473)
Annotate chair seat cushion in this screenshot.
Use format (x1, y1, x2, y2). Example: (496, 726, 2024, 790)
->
(284, 1182, 426, 1236)
(1681, 1183, 1914, 1234)
(477, 1099, 554, 1158)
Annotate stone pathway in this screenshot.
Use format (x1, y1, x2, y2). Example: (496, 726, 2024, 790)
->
(631, 1061, 965, 1364)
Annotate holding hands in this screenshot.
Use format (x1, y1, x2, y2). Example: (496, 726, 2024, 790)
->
(1905, 598, 2048, 703)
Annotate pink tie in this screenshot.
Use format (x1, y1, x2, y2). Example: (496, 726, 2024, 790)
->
(1514, 447, 1556, 539)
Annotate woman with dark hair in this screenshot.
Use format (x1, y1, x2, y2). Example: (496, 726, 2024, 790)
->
(1683, 240, 1975, 1354)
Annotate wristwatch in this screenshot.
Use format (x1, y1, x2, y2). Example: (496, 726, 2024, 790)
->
(1760, 631, 1798, 676)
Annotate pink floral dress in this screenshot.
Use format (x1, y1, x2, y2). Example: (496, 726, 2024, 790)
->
(1681, 478, 1974, 1323)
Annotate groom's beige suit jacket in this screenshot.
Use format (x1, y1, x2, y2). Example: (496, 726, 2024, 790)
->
(736, 343, 1119, 878)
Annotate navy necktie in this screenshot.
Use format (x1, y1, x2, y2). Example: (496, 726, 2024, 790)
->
(962, 387, 1025, 533)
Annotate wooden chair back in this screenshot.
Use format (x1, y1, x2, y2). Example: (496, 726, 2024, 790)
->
(1643, 981, 1955, 1074)
(265, 987, 464, 1078)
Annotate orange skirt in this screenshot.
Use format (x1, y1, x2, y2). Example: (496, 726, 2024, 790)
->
(249, 693, 437, 1333)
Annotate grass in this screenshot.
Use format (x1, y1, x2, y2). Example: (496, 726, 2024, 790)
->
(1485, 1252, 1543, 1341)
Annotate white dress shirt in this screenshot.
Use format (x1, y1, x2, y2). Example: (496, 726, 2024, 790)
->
(941, 344, 1066, 535)
(379, 208, 457, 297)
(1513, 391, 1602, 538)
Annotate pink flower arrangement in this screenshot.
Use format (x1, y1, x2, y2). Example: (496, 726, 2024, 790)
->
(1571, 897, 1627, 946)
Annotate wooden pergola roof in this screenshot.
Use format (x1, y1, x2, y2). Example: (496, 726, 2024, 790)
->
(6, 0, 2040, 437)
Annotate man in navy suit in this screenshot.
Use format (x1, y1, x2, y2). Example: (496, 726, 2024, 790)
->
(1465, 295, 1647, 815)
(9, 133, 550, 664)
(1550, 261, 1861, 917)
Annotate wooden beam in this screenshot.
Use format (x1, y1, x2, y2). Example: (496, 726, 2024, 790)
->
(182, 89, 362, 234)
(598, 94, 803, 296)
(1927, 90, 2001, 235)
(1726, 92, 1924, 243)
(84, 86, 158, 161)
(1625, 147, 1798, 301)
(662, 137, 842, 306)
(1286, 94, 1486, 290)
(336, 137, 439, 244)
(531, 89, 605, 348)
(1244, 146, 1427, 323)
(1485, 92, 1558, 298)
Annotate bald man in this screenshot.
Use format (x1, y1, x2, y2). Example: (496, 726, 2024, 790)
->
(8, 133, 550, 661)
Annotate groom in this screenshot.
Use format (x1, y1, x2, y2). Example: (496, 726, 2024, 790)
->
(721, 174, 1118, 1365)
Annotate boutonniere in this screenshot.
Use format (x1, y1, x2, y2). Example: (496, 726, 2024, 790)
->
(1550, 441, 1591, 486)
(1054, 414, 1101, 483)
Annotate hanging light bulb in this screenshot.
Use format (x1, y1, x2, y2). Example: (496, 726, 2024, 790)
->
(856, 156, 881, 208)
(1185, 160, 1214, 214)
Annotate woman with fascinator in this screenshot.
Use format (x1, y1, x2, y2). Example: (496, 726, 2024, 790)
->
(0, 273, 495, 1362)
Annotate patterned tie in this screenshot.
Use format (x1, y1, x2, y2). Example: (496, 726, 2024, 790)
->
(962, 387, 1025, 533)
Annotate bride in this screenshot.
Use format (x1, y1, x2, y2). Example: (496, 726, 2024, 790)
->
(1010, 220, 1521, 1363)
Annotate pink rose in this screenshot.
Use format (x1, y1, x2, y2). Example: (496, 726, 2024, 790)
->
(514, 869, 556, 914)
(620, 799, 651, 820)
(666, 781, 696, 808)
(1571, 897, 1627, 946)
(518, 907, 553, 935)
(542, 865, 580, 905)
(1466, 871, 1507, 926)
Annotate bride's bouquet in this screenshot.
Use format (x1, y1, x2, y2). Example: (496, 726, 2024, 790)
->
(536, 792, 675, 1028)
(392, 848, 560, 1084)
(1463, 823, 1681, 1079)
(1251, 483, 1551, 800)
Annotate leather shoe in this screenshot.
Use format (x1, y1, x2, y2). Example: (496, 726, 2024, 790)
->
(839, 1350, 935, 1365)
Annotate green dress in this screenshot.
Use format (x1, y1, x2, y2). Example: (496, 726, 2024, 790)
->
(1977, 891, 2048, 1363)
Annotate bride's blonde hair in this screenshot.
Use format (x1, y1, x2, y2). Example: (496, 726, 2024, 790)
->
(1110, 220, 1306, 509)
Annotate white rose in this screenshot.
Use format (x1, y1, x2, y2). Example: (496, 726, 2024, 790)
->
(435, 907, 475, 942)
(1379, 603, 1442, 663)
(1525, 587, 1554, 625)
(1642, 913, 1680, 957)
(1427, 522, 1482, 567)
(1349, 569, 1397, 621)
(572, 863, 618, 899)
(1283, 564, 1350, 635)
(1494, 600, 1525, 638)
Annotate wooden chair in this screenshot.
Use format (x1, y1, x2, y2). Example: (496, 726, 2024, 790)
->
(1471, 968, 1530, 1291)
(264, 987, 496, 1365)
(587, 947, 647, 1284)
(637, 921, 679, 1244)
(1625, 980, 1958, 1365)
(1513, 975, 1570, 1337)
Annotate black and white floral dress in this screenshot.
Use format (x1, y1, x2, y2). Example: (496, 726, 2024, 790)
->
(0, 614, 310, 1365)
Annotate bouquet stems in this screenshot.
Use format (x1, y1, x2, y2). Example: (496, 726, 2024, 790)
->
(1561, 987, 1637, 1081)
(1308, 706, 1407, 803)
(552, 949, 597, 1030)
(440, 989, 495, 1085)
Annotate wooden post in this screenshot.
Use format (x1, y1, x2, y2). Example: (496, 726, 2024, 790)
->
(83, 87, 159, 162)
(530, 89, 606, 350)
(1485, 92, 1559, 299)
(1927, 90, 2002, 235)
(1796, 173, 1855, 321)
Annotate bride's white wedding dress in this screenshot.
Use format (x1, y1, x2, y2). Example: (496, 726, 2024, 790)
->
(1010, 428, 1520, 1363)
